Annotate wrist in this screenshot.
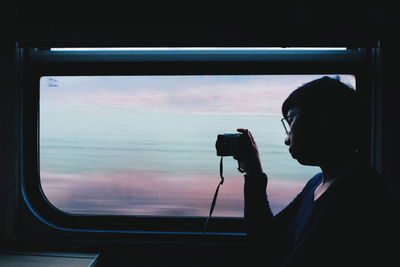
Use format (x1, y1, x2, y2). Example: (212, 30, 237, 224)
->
(244, 163, 264, 177)
(245, 169, 264, 177)
(244, 172, 268, 191)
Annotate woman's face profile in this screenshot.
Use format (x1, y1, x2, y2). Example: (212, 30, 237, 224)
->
(284, 106, 326, 166)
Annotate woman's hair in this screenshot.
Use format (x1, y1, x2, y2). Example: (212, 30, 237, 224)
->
(282, 76, 357, 118)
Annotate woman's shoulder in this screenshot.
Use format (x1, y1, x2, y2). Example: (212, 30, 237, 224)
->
(302, 172, 324, 192)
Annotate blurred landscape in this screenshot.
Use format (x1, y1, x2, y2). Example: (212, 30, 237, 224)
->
(40, 75, 354, 216)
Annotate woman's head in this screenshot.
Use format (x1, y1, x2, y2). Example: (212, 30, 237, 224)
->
(281, 76, 359, 166)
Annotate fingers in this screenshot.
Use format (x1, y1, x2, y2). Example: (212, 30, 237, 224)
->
(237, 128, 257, 148)
(237, 128, 251, 147)
(247, 131, 257, 147)
(235, 128, 263, 175)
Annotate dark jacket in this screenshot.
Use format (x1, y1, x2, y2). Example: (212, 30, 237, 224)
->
(244, 162, 395, 266)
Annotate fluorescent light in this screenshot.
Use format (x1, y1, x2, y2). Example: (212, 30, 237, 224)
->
(50, 47, 347, 51)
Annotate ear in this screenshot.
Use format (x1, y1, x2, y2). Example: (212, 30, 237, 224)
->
(319, 112, 341, 131)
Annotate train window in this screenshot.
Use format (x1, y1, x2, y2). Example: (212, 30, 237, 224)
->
(22, 47, 364, 235)
(39, 74, 355, 217)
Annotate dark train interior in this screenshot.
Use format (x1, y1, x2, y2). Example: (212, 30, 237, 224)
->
(1, 4, 399, 266)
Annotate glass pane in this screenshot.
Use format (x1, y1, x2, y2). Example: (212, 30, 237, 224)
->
(40, 75, 355, 217)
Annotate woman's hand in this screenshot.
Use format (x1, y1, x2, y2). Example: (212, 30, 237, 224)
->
(234, 128, 264, 176)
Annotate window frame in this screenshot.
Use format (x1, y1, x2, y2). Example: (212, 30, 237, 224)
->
(20, 47, 371, 241)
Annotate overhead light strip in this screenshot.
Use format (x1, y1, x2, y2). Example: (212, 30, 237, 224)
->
(50, 47, 347, 51)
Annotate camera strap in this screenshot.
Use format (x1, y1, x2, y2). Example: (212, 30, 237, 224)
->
(202, 156, 225, 234)
(203, 157, 244, 233)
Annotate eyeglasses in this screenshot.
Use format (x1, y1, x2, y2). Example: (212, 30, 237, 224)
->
(280, 114, 298, 136)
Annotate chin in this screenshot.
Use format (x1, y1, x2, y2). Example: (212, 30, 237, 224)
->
(296, 158, 319, 166)
(292, 153, 321, 166)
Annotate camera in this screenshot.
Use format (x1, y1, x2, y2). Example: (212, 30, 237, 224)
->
(215, 133, 243, 157)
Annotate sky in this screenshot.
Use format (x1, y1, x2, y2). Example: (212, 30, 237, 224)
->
(41, 75, 355, 115)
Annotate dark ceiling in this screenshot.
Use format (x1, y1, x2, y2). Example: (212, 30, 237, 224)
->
(10, 4, 397, 47)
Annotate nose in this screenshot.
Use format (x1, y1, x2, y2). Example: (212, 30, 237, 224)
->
(284, 135, 290, 146)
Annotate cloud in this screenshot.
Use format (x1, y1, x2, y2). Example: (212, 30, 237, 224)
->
(41, 75, 354, 116)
